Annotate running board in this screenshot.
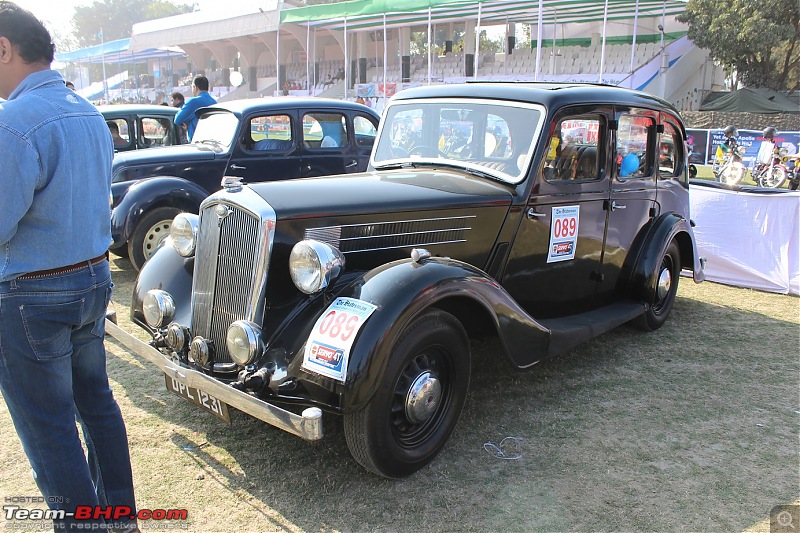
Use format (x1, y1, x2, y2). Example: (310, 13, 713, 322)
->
(539, 301, 646, 358)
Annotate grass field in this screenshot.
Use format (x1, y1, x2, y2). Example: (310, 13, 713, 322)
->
(1, 254, 798, 532)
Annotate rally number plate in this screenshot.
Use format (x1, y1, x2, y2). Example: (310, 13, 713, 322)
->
(164, 374, 231, 424)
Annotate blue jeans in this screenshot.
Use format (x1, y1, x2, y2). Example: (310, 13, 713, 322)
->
(0, 260, 136, 531)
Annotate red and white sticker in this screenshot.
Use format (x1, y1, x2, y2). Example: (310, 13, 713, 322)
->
(302, 297, 377, 382)
(547, 205, 580, 263)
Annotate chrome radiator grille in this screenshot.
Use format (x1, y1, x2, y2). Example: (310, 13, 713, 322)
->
(191, 194, 273, 366)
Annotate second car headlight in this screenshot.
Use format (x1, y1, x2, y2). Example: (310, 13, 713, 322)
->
(171, 213, 199, 257)
(289, 240, 345, 294)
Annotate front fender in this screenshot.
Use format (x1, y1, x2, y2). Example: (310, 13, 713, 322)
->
(626, 212, 704, 302)
(294, 257, 551, 413)
(130, 239, 195, 331)
(111, 177, 210, 247)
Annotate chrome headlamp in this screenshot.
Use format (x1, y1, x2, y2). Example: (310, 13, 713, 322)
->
(170, 213, 199, 257)
(289, 240, 345, 294)
(142, 289, 176, 328)
(226, 320, 263, 366)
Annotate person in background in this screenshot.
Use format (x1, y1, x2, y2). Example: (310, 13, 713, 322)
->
(65, 80, 74, 90)
(107, 120, 128, 148)
(170, 91, 188, 144)
(0, 2, 137, 531)
(174, 75, 215, 141)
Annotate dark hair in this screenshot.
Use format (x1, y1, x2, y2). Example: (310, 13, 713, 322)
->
(0, 1, 55, 64)
(170, 91, 184, 102)
(107, 121, 119, 134)
(193, 75, 209, 91)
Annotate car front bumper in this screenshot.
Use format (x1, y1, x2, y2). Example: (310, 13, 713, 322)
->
(104, 319, 324, 441)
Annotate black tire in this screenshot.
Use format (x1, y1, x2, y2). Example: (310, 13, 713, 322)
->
(759, 167, 787, 189)
(109, 245, 129, 259)
(127, 207, 181, 271)
(344, 309, 470, 478)
(632, 241, 681, 331)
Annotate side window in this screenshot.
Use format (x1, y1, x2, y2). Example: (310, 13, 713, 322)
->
(486, 114, 511, 158)
(303, 112, 349, 149)
(141, 117, 171, 148)
(354, 115, 377, 148)
(106, 118, 131, 149)
(542, 115, 602, 182)
(659, 121, 682, 178)
(249, 114, 293, 151)
(617, 115, 654, 179)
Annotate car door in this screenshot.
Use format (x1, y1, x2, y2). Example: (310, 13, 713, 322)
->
(352, 112, 379, 171)
(503, 106, 613, 318)
(300, 111, 356, 177)
(595, 108, 659, 304)
(226, 111, 302, 183)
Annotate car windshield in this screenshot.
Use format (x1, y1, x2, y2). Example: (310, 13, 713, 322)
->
(192, 111, 239, 150)
(372, 98, 544, 184)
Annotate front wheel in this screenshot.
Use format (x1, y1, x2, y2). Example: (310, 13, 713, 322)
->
(758, 166, 787, 189)
(127, 207, 182, 271)
(632, 241, 681, 331)
(344, 309, 470, 478)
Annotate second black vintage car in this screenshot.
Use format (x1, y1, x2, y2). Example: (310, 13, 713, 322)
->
(110, 97, 380, 269)
(108, 82, 705, 478)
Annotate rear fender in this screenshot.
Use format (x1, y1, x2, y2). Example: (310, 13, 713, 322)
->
(625, 212, 704, 302)
(111, 177, 209, 247)
(297, 256, 551, 413)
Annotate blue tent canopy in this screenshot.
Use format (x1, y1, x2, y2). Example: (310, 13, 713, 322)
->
(56, 38, 184, 64)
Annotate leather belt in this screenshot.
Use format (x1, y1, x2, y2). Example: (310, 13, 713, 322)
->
(17, 252, 109, 280)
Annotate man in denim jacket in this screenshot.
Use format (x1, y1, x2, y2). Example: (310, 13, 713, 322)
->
(0, 2, 137, 530)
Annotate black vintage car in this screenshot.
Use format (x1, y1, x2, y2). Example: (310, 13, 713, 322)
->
(109, 98, 380, 269)
(108, 83, 705, 478)
(98, 104, 180, 153)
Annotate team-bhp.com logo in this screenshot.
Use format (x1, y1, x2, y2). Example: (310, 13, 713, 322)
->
(4, 504, 188, 522)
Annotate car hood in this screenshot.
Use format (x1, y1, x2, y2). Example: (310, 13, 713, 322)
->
(247, 168, 514, 219)
(112, 144, 220, 173)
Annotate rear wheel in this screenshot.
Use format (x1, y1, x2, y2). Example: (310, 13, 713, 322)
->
(127, 207, 181, 271)
(759, 167, 787, 189)
(344, 309, 470, 478)
(632, 241, 680, 331)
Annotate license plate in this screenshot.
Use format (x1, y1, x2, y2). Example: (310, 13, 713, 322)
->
(164, 374, 231, 424)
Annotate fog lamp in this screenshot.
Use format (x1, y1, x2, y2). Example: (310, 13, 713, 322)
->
(142, 290, 175, 328)
(226, 320, 263, 366)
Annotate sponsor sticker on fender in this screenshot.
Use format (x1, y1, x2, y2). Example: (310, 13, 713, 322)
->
(302, 297, 377, 382)
(547, 205, 580, 263)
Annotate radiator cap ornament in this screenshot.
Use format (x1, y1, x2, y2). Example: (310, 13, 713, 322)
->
(221, 175, 244, 192)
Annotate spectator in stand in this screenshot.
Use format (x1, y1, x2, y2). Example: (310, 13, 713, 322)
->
(333, 67, 345, 81)
(174, 75, 216, 141)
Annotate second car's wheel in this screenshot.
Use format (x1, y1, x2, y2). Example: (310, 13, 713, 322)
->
(127, 207, 181, 271)
(344, 309, 470, 478)
(632, 241, 681, 332)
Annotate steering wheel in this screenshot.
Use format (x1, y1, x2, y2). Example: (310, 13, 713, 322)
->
(409, 145, 447, 158)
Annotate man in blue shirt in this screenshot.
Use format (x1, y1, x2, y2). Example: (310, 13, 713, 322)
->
(0, 2, 137, 530)
(174, 75, 216, 141)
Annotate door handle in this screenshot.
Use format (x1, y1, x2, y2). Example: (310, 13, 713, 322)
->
(611, 201, 626, 210)
(229, 164, 246, 170)
(345, 159, 358, 168)
(526, 208, 545, 219)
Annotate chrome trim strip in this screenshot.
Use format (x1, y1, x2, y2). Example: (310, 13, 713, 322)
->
(339, 227, 472, 241)
(105, 320, 323, 441)
(309, 215, 476, 231)
(339, 238, 468, 253)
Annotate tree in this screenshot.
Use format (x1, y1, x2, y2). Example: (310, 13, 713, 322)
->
(677, 0, 800, 91)
(71, 0, 193, 47)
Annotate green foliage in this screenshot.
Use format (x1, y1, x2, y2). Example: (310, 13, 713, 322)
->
(677, 0, 800, 90)
(71, 0, 193, 47)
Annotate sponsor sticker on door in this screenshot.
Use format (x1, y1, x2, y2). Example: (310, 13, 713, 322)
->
(547, 205, 580, 263)
(302, 297, 378, 382)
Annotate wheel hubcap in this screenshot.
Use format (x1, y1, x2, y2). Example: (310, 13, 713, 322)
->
(405, 371, 442, 424)
(657, 266, 672, 301)
(143, 221, 171, 260)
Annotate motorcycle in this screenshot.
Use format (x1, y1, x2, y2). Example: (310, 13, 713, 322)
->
(751, 144, 789, 189)
(787, 156, 800, 191)
(712, 137, 747, 186)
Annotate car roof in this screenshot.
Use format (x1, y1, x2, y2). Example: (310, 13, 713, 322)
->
(197, 97, 381, 119)
(97, 104, 178, 115)
(390, 82, 681, 116)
